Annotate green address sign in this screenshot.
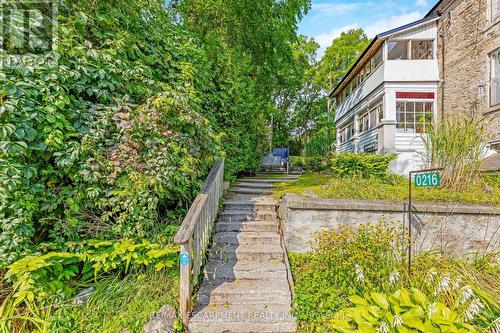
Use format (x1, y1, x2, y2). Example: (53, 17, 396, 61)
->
(414, 172, 441, 187)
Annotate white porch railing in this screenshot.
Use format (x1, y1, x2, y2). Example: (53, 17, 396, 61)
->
(174, 160, 224, 325)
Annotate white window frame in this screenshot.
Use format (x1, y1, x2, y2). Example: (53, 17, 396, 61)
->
(396, 99, 435, 134)
(387, 39, 435, 61)
(491, 49, 500, 107)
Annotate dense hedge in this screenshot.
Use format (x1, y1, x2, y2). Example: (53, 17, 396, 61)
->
(290, 156, 329, 172)
(330, 153, 396, 179)
(0, 0, 307, 265)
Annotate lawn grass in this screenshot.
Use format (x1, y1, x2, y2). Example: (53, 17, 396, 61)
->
(52, 270, 179, 332)
(273, 173, 500, 206)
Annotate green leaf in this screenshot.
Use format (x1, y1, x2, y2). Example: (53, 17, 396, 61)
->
(371, 292, 389, 310)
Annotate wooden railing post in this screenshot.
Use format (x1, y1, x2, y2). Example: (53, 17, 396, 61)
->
(174, 160, 224, 327)
(179, 241, 192, 326)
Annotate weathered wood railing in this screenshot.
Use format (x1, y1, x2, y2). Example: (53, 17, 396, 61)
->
(174, 160, 224, 325)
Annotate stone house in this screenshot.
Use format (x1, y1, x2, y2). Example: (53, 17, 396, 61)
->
(428, 0, 499, 149)
(330, 0, 500, 174)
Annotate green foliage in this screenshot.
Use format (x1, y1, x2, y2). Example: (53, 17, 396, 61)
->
(330, 288, 477, 333)
(50, 271, 180, 333)
(0, 0, 311, 265)
(331, 153, 396, 179)
(290, 156, 329, 172)
(274, 173, 500, 205)
(290, 221, 500, 332)
(4, 240, 178, 306)
(423, 114, 487, 191)
(314, 29, 370, 92)
(1, 270, 181, 333)
(290, 222, 404, 327)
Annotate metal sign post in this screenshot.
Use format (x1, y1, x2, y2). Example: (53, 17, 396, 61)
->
(407, 168, 443, 278)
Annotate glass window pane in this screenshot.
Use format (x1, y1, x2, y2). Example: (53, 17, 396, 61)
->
(411, 40, 434, 60)
(373, 48, 383, 68)
(397, 112, 405, 123)
(425, 102, 433, 112)
(396, 101, 405, 112)
(388, 41, 408, 60)
(425, 113, 433, 124)
(415, 102, 423, 113)
(406, 102, 415, 114)
(406, 111, 415, 124)
(492, 51, 500, 106)
(370, 110, 377, 128)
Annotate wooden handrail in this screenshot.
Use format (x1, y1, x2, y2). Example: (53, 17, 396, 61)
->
(174, 160, 224, 325)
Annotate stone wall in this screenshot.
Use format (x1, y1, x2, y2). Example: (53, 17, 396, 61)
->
(436, 0, 500, 145)
(279, 194, 500, 255)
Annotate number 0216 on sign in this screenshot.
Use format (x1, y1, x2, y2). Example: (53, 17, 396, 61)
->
(414, 172, 441, 187)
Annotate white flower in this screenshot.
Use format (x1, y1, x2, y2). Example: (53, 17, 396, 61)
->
(451, 277, 461, 291)
(463, 298, 485, 322)
(355, 264, 365, 282)
(427, 269, 437, 284)
(435, 274, 451, 295)
(389, 272, 400, 286)
(376, 322, 389, 333)
(428, 302, 438, 319)
(460, 285, 474, 304)
(489, 317, 500, 333)
(392, 314, 403, 328)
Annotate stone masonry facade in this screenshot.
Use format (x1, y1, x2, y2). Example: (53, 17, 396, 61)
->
(433, 0, 500, 147)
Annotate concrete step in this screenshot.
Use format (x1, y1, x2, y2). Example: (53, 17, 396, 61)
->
(223, 199, 276, 212)
(208, 244, 284, 261)
(219, 210, 276, 222)
(204, 259, 288, 281)
(213, 231, 281, 246)
(234, 182, 274, 189)
(229, 187, 273, 195)
(197, 279, 292, 305)
(240, 177, 298, 183)
(189, 304, 296, 333)
(216, 221, 279, 233)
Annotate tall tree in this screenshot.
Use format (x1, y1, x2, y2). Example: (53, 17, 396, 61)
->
(315, 29, 370, 93)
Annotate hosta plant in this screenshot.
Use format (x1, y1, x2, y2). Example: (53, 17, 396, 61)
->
(329, 288, 477, 333)
(4, 239, 178, 306)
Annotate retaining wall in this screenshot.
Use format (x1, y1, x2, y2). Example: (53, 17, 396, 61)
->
(278, 194, 500, 255)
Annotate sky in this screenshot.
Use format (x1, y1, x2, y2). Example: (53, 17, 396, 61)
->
(298, 0, 436, 57)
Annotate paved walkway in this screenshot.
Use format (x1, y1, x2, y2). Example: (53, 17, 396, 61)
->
(188, 175, 300, 333)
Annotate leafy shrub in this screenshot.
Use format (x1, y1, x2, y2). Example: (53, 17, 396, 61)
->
(330, 153, 396, 179)
(0, 0, 271, 265)
(4, 240, 178, 306)
(330, 288, 477, 332)
(422, 114, 487, 191)
(290, 222, 404, 326)
(291, 156, 328, 172)
(290, 221, 499, 332)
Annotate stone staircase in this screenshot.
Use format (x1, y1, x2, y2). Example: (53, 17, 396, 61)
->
(188, 175, 300, 333)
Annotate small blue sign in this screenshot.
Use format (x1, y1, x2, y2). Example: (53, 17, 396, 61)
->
(180, 253, 189, 267)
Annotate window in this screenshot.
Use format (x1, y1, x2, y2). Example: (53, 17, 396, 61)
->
(388, 41, 408, 60)
(359, 112, 369, 133)
(396, 101, 434, 133)
(411, 40, 434, 59)
(388, 40, 435, 60)
(492, 49, 500, 106)
(369, 107, 377, 128)
(493, 0, 500, 21)
(339, 121, 355, 143)
(373, 48, 383, 69)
